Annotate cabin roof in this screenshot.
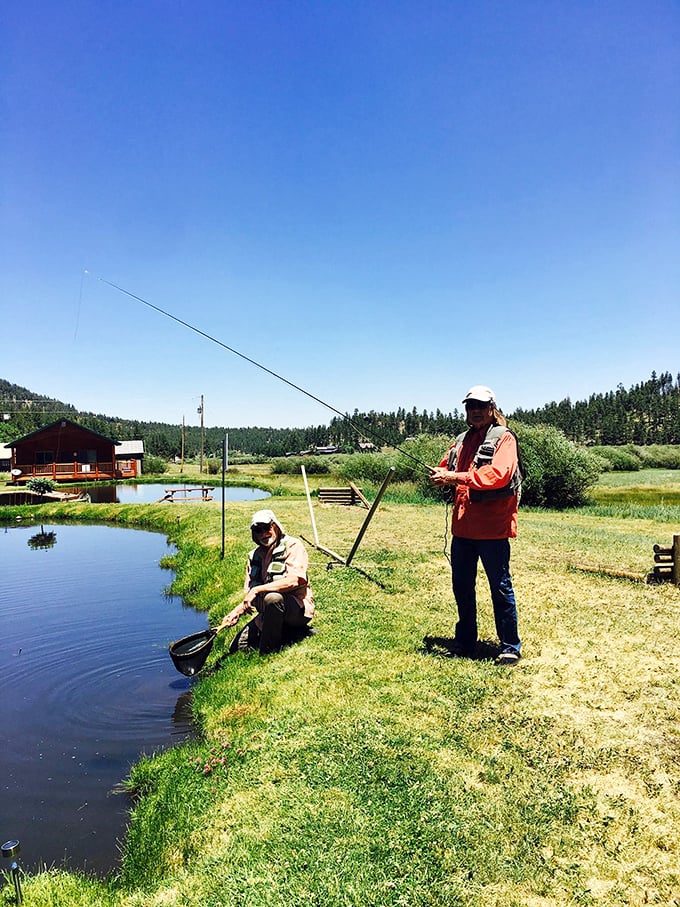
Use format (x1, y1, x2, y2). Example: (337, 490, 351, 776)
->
(9, 419, 119, 446)
(115, 440, 144, 456)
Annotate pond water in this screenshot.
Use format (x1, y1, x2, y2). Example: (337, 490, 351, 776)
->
(71, 483, 271, 504)
(0, 523, 215, 876)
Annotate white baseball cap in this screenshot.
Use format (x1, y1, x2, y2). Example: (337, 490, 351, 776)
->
(250, 509, 285, 534)
(462, 385, 496, 405)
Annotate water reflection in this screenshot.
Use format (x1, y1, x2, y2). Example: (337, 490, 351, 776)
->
(69, 483, 270, 504)
(0, 523, 206, 876)
(27, 526, 58, 550)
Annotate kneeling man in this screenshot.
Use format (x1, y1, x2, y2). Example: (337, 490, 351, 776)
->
(219, 509, 314, 654)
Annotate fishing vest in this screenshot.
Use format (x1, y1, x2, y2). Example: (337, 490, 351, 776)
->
(248, 536, 299, 585)
(446, 425, 523, 503)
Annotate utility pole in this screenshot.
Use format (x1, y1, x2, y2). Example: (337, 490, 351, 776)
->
(180, 415, 185, 474)
(221, 432, 228, 560)
(198, 395, 205, 474)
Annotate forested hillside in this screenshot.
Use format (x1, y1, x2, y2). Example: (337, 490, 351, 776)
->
(513, 371, 680, 445)
(1, 372, 679, 457)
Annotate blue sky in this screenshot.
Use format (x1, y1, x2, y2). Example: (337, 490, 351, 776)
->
(2, 1, 678, 429)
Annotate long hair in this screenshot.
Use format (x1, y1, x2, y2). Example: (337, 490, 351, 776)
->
(492, 406, 507, 427)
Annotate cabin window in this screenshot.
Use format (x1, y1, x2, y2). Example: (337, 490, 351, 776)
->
(35, 451, 54, 465)
(77, 449, 97, 463)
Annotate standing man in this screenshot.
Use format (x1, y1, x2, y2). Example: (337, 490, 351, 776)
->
(430, 386, 522, 665)
(218, 509, 315, 655)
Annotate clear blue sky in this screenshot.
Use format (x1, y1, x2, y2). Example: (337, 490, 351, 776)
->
(2, 1, 678, 429)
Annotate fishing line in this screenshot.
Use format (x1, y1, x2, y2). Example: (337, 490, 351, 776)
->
(74, 269, 87, 341)
(94, 275, 434, 473)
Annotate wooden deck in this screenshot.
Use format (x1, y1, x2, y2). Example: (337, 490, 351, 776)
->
(11, 461, 137, 483)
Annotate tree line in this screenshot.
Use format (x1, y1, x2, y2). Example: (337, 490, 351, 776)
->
(1, 372, 678, 458)
(512, 371, 680, 445)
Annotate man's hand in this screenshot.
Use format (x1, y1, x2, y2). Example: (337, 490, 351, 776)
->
(429, 467, 456, 487)
(219, 607, 244, 630)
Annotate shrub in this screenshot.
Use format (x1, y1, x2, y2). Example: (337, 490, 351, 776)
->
(271, 456, 331, 475)
(228, 452, 269, 465)
(393, 435, 454, 500)
(145, 454, 168, 475)
(637, 445, 680, 469)
(26, 477, 56, 498)
(335, 452, 399, 485)
(590, 446, 642, 471)
(511, 422, 603, 508)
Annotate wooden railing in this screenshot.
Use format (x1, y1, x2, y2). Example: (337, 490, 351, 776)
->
(14, 462, 118, 481)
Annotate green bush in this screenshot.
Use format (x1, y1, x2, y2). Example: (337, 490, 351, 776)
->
(393, 435, 454, 500)
(590, 445, 642, 471)
(511, 422, 603, 508)
(335, 451, 399, 484)
(637, 445, 680, 469)
(333, 429, 603, 508)
(26, 477, 56, 497)
(144, 454, 168, 475)
(228, 452, 269, 465)
(271, 456, 331, 475)
(206, 458, 222, 475)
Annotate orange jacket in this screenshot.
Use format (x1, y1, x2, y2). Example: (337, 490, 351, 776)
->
(439, 427, 518, 539)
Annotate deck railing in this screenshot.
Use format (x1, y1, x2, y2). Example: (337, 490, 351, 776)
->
(13, 461, 126, 481)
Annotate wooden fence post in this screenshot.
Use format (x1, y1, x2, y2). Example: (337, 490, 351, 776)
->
(673, 535, 680, 586)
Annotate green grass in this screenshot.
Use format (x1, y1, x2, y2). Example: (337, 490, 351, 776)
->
(587, 468, 680, 514)
(1, 478, 679, 906)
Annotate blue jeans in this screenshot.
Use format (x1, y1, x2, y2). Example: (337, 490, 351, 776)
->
(451, 537, 521, 655)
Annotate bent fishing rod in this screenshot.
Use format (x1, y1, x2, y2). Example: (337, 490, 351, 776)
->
(94, 275, 435, 474)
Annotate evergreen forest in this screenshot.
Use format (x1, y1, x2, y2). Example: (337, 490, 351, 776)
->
(1, 371, 679, 459)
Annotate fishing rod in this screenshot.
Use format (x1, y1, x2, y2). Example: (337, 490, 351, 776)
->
(94, 275, 435, 473)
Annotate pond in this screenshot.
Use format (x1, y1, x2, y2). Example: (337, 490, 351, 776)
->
(0, 522, 216, 876)
(69, 483, 271, 504)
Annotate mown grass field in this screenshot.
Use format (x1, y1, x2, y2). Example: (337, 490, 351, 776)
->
(1, 472, 679, 907)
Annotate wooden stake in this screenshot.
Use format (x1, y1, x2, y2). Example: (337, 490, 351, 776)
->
(570, 563, 645, 582)
(301, 465, 320, 547)
(345, 467, 395, 567)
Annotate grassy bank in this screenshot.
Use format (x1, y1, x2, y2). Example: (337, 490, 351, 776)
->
(1, 489, 679, 906)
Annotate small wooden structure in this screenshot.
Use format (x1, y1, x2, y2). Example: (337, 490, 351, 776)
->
(8, 420, 142, 483)
(647, 535, 680, 585)
(157, 486, 214, 503)
(302, 466, 395, 570)
(317, 483, 369, 508)
(571, 534, 680, 586)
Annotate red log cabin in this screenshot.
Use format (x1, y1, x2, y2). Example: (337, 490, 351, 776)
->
(8, 420, 144, 483)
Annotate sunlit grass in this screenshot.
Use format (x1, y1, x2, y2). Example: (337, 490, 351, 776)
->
(1, 482, 680, 906)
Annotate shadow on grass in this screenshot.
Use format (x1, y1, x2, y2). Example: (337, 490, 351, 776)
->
(207, 626, 318, 674)
(421, 635, 500, 661)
